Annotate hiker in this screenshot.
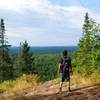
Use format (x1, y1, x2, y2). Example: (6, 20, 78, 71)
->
(58, 50, 72, 93)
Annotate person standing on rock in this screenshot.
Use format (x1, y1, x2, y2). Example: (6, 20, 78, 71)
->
(58, 50, 72, 93)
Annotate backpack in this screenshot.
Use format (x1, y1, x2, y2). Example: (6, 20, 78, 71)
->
(62, 57, 69, 73)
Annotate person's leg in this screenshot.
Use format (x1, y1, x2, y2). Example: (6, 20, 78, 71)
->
(60, 73, 64, 88)
(58, 73, 64, 93)
(66, 73, 71, 92)
(58, 82, 63, 93)
(60, 82, 63, 89)
(67, 81, 70, 88)
(67, 81, 71, 92)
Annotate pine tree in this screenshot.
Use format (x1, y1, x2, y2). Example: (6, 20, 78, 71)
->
(21, 41, 34, 74)
(77, 12, 100, 74)
(78, 12, 100, 51)
(78, 13, 92, 52)
(13, 43, 22, 77)
(0, 19, 13, 81)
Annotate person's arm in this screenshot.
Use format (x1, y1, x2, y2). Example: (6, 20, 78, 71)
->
(58, 58, 62, 73)
(58, 64, 61, 73)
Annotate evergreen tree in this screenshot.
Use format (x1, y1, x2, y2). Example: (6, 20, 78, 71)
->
(78, 13, 92, 52)
(78, 13, 100, 51)
(0, 19, 13, 81)
(76, 12, 100, 75)
(13, 54, 22, 78)
(21, 41, 34, 74)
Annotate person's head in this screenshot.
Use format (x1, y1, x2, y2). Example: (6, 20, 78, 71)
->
(63, 50, 68, 57)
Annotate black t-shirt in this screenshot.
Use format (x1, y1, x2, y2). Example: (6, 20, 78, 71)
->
(59, 56, 71, 73)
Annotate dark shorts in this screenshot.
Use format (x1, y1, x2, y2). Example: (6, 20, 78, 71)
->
(60, 72, 70, 82)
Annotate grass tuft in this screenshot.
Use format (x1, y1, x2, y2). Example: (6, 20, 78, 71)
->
(0, 74, 39, 93)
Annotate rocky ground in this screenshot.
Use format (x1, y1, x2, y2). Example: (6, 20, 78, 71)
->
(1, 80, 100, 100)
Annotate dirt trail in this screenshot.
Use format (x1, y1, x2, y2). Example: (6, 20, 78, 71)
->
(1, 80, 100, 100)
(13, 81, 100, 100)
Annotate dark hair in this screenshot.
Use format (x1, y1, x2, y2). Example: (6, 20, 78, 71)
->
(63, 50, 68, 57)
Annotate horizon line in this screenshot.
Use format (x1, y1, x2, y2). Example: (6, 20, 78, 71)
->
(10, 45, 78, 47)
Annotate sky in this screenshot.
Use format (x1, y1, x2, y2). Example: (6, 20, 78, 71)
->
(0, 0, 100, 46)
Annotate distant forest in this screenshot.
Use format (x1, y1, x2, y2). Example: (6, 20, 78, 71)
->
(9, 46, 77, 54)
(0, 12, 100, 82)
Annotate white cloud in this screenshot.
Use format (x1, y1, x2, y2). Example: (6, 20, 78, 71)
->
(0, 0, 100, 29)
(6, 32, 22, 38)
(6, 27, 46, 38)
(0, 0, 51, 13)
(6, 27, 48, 46)
(1, 0, 100, 46)
(6, 25, 81, 46)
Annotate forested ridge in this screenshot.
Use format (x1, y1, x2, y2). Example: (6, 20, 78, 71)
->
(0, 12, 100, 84)
(9, 46, 77, 54)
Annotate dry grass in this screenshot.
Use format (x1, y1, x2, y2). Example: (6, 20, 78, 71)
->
(0, 73, 100, 100)
(0, 74, 39, 93)
(55, 73, 100, 87)
(71, 73, 100, 86)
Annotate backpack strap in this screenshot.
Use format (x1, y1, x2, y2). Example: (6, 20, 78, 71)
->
(62, 56, 70, 67)
(62, 57, 68, 65)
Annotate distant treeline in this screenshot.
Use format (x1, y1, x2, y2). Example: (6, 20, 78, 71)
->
(9, 46, 77, 54)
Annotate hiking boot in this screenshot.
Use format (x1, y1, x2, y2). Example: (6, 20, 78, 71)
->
(58, 88, 62, 93)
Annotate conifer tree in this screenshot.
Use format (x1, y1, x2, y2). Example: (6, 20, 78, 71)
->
(78, 13, 92, 52)
(77, 12, 100, 73)
(0, 19, 13, 81)
(21, 41, 34, 74)
(78, 12, 100, 51)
